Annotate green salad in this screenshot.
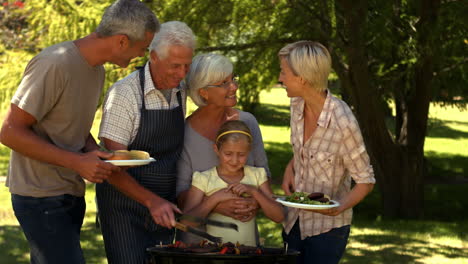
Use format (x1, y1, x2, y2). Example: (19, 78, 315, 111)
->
(284, 192, 331, 205)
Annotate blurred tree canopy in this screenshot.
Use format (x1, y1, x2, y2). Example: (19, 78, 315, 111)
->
(0, 0, 466, 218)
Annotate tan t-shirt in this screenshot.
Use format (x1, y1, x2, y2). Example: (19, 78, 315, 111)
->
(6, 41, 105, 197)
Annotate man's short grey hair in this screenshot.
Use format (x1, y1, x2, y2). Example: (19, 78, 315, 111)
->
(149, 21, 196, 60)
(278, 41, 331, 92)
(96, 0, 159, 42)
(183, 53, 233, 107)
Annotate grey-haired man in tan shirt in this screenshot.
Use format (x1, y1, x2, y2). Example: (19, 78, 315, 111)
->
(0, 1, 159, 263)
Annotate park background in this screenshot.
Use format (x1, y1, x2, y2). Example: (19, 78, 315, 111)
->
(0, 0, 466, 263)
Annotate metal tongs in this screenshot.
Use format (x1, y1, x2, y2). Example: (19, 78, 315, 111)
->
(175, 213, 238, 244)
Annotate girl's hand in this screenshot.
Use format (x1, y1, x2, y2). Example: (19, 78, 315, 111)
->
(227, 183, 256, 197)
(211, 188, 238, 202)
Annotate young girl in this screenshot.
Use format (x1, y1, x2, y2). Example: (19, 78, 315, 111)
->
(182, 120, 284, 246)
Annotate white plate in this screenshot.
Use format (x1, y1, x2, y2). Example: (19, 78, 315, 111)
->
(105, 157, 156, 166)
(276, 197, 340, 210)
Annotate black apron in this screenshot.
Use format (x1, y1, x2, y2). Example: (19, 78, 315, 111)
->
(96, 66, 184, 264)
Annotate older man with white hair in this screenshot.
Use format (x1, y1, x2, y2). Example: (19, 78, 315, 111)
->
(96, 21, 196, 264)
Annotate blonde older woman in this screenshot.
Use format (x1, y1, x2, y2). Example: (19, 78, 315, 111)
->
(176, 53, 271, 241)
(279, 41, 376, 264)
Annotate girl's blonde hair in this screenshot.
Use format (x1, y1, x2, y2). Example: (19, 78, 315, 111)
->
(215, 120, 252, 149)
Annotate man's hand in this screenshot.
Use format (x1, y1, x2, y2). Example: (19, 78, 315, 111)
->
(74, 150, 120, 183)
(213, 197, 259, 222)
(147, 196, 182, 229)
(235, 198, 259, 222)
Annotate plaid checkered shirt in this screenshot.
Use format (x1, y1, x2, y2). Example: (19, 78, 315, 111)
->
(283, 91, 375, 239)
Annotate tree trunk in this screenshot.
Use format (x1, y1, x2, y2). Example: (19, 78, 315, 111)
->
(398, 0, 441, 217)
(335, 0, 439, 218)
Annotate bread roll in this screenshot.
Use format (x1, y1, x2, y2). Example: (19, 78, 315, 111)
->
(107, 150, 132, 160)
(106, 150, 150, 160)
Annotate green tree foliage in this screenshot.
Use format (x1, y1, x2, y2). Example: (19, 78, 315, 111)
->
(0, 50, 32, 110)
(0, 0, 32, 110)
(0, 0, 145, 111)
(431, 0, 467, 106)
(0, 1, 30, 52)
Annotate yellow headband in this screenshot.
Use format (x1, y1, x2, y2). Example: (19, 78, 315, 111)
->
(216, 130, 252, 144)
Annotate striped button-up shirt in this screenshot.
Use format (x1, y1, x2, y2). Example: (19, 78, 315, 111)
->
(283, 91, 375, 239)
(99, 63, 186, 145)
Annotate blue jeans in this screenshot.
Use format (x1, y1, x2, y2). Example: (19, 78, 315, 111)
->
(282, 220, 350, 264)
(12, 194, 86, 264)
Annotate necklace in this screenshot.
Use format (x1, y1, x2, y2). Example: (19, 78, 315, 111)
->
(216, 167, 244, 184)
(225, 109, 239, 121)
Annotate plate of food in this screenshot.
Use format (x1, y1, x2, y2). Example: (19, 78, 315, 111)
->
(104, 150, 156, 166)
(275, 192, 340, 210)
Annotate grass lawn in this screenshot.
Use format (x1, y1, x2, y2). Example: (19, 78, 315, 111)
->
(0, 87, 467, 263)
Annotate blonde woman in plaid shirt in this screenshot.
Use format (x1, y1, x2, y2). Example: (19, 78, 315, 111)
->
(278, 41, 376, 264)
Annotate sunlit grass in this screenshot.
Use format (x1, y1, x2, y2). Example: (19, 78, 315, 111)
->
(425, 136, 468, 156)
(425, 107, 468, 157)
(343, 219, 468, 264)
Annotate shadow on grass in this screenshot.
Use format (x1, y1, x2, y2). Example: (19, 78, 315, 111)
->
(384, 115, 468, 140)
(355, 183, 468, 223)
(423, 184, 468, 222)
(0, 222, 107, 264)
(81, 219, 107, 263)
(359, 219, 467, 242)
(346, 219, 468, 263)
(344, 232, 468, 264)
(427, 118, 468, 139)
(253, 103, 290, 127)
(426, 152, 468, 182)
(0, 225, 29, 264)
